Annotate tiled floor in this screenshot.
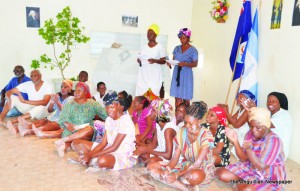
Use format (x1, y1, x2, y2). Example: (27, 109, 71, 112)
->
(0, 123, 299, 191)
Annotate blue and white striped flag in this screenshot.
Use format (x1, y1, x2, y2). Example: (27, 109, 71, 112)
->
(240, 8, 259, 101)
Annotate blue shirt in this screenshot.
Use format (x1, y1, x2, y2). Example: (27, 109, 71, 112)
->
(3, 75, 31, 100)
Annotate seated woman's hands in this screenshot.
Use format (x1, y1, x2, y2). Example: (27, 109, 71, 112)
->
(160, 169, 177, 183)
(240, 97, 256, 111)
(133, 145, 149, 155)
(242, 140, 252, 151)
(79, 153, 91, 166)
(64, 122, 75, 132)
(225, 127, 238, 145)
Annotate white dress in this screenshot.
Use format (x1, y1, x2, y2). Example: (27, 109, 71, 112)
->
(104, 114, 136, 170)
(271, 108, 293, 160)
(135, 43, 167, 96)
(231, 109, 249, 159)
(154, 120, 180, 162)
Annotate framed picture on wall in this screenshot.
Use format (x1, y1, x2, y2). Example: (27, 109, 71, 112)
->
(292, 0, 300, 26)
(122, 15, 138, 27)
(270, 0, 283, 29)
(26, 7, 40, 28)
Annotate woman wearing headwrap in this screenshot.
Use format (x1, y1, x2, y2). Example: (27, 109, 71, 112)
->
(78, 91, 136, 171)
(168, 28, 198, 108)
(267, 92, 292, 160)
(217, 107, 286, 191)
(147, 101, 215, 191)
(133, 99, 177, 165)
(135, 24, 167, 97)
(6, 80, 74, 137)
(202, 106, 230, 167)
(54, 82, 107, 157)
(218, 90, 256, 159)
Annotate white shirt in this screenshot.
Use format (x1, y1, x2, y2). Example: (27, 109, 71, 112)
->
(271, 108, 293, 160)
(17, 81, 53, 101)
(93, 91, 107, 107)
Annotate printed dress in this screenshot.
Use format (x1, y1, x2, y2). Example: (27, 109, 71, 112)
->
(174, 127, 215, 185)
(202, 123, 230, 166)
(225, 131, 286, 191)
(104, 114, 136, 170)
(58, 99, 108, 138)
(132, 107, 156, 139)
(170, 45, 198, 100)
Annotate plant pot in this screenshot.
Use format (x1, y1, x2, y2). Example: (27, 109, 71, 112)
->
(52, 78, 63, 93)
(216, 18, 226, 23)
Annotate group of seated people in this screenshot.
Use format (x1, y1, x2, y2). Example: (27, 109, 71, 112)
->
(0, 67, 292, 191)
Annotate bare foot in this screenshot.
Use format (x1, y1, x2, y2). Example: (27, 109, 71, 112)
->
(55, 141, 66, 158)
(18, 117, 31, 128)
(0, 121, 7, 128)
(7, 121, 18, 136)
(85, 166, 102, 174)
(32, 124, 43, 138)
(18, 123, 31, 137)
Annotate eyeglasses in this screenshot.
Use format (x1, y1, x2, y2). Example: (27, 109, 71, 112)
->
(13, 69, 23, 73)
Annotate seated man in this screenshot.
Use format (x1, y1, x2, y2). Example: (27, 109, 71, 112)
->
(0, 65, 31, 115)
(0, 70, 52, 132)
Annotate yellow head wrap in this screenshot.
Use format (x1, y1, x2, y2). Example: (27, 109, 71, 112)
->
(62, 79, 73, 90)
(148, 24, 160, 35)
(248, 107, 271, 128)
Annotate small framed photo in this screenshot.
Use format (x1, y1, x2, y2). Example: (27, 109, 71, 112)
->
(122, 15, 138, 27)
(26, 7, 40, 28)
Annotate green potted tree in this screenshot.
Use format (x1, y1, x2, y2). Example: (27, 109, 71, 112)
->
(31, 6, 89, 90)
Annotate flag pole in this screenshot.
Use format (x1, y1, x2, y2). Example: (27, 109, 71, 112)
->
(225, 38, 242, 105)
(230, 67, 243, 115)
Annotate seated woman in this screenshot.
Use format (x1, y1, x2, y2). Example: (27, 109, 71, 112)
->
(54, 82, 107, 157)
(132, 96, 156, 144)
(241, 91, 292, 160)
(147, 101, 215, 191)
(6, 80, 74, 137)
(71, 91, 132, 157)
(78, 91, 136, 171)
(133, 99, 177, 165)
(267, 92, 292, 160)
(202, 106, 230, 167)
(217, 107, 286, 191)
(218, 90, 256, 153)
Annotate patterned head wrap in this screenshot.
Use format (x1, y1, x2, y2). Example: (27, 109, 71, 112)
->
(143, 88, 159, 101)
(186, 101, 208, 120)
(62, 79, 73, 90)
(148, 23, 160, 35)
(177, 28, 191, 38)
(248, 107, 271, 128)
(103, 90, 118, 106)
(150, 99, 173, 122)
(210, 106, 227, 126)
(76, 82, 91, 99)
(268, 92, 288, 110)
(239, 90, 256, 101)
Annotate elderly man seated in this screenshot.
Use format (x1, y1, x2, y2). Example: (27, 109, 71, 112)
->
(0, 65, 31, 115)
(0, 70, 53, 135)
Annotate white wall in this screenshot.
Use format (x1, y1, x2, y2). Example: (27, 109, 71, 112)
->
(192, 0, 300, 163)
(1, 0, 299, 163)
(0, 0, 193, 86)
